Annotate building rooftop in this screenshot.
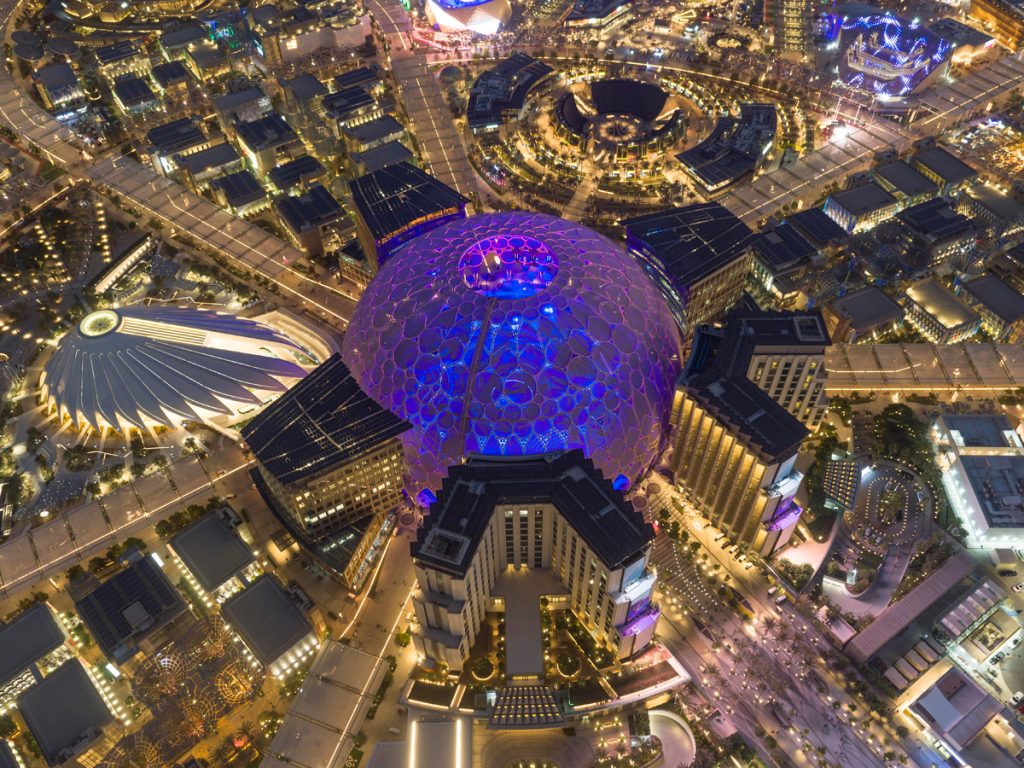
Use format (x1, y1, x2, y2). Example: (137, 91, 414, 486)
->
(350, 161, 468, 244)
(169, 513, 255, 592)
(681, 310, 815, 463)
(113, 77, 156, 108)
(235, 113, 297, 151)
(274, 184, 343, 234)
(467, 53, 553, 130)
(268, 155, 325, 190)
(0, 604, 64, 688)
(147, 117, 206, 155)
(343, 115, 404, 144)
(966, 184, 1024, 223)
(353, 141, 414, 173)
(17, 660, 112, 767)
(929, 17, 994, 48)
(74, 554, 186, 661)
(242, 353, 410, 486)
(176, 142, 239, 175)
(285, 73, 328, 103)
(906, 278, 979, 329)
(873, 160, 938, 198)
(961, 454, 1024, 528)
(413, 451, 654, 577)
(322, 86, 374, 119)
(623, 202, 753, 287)
(830, 182, 898, 216)
(211, 170, 265, 208)
(786, 207, 848, 247)
(750, 222, 817, 273)
(94, 40, 138, 65)
(333, 66, 380, 91)
(913, 147, 977, 185)
(32, 62, 77, 92)
(220, 575, 313, 665)
(151, 60, 190, 88)
(896, 197, 974, 242)
(677, 104, 776, 190)
(212, 86, 269, 116)
(828, 286, 903, 330)
(910, 666, 1002, 750)
(160, 22, 206, 49)
(961, 273, 1024, 324)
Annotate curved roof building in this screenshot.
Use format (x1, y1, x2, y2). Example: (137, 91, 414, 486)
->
(425, 0, 511, 35)
(343, 211, 683, 503)
(41, 306, 326, 431)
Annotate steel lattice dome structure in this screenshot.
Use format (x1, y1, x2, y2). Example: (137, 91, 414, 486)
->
(41, 306, 327, 431)
(343, 211, 683, 503)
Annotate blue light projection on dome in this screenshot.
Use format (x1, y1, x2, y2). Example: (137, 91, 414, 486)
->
(343, 212, 683, 501)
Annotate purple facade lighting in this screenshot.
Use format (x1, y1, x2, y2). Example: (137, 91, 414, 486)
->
(838, 13, 951, 97)
(765, 497, 803, 532)
(343, 212, 683, 501)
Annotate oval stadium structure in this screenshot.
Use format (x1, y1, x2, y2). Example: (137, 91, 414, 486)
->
(41, 306, 328, 431)
(424, 0, 511, 35)
(342, 211, 683, 503)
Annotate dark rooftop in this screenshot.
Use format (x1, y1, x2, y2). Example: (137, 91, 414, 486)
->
(677, 104, 776, 190)
(74, 554, 186, 661)
(17, 660, 112, 767)
(896, 198, 974, 242)
(414, 451, 654, 578)
(350, 161, 468, 246)
(681, 309, 815, 462)
(151, 60, 190, 88)
(176, 142, 239, 175)
(0, 741, 19, 768)
(0, 603, 65, 688)
(961, 273, 1024, 324)
(94, 40, 139, 65)
(354, 141, 414, 173)
(323, 86, 374, 120)
(623, 202, 753, 286)
(113, 77, 156, 108)
(220, 575, 312, 664)
(750, 222, 817, 272)
(829, 182, 897, 216)
(333, 66, 379, 91)
(147, 117, 206, 155)
(274, 184, 343, 234)
(160, 22, 206, 49)
(912, 147, 976, 185)
(873, 161, 938, 198)
(243, 354, 410, 485)
(828, 286, 904, 330)
(33, 62, 77, 92)
(467, 53, 554, 130)
(235, 113, 297, 151)
(212, 86, 269, 114)
(211, 170, 265, 208)
(268, 155, 326, 190)
(343, 115, 404, 144)
(786, 207, 847, 247)
(285, 73, 328, 102)
(169, 513, 255, 592)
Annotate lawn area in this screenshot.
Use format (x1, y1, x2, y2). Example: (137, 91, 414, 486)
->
(39, 162, 65, 183)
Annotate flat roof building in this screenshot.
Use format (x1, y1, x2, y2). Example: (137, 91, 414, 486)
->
(212, 86, 273, 128)
(624, 203, 753, 339)
(112, 76, 157, 114)
(749, 222, 819, 307)
(168, 510, 259, 603)
(0, 604, 69, 708)
(960, 272, 1024, 342)
(911, 147, 977, 193)
(32, 62, 81, 110)
(908, 666, 1004, 754)
(147, 118, 209, 175)
(969, 0, 1024, 50)
(786, 207, 848, 249)
(349, 161, 468, 269)
(895, 198, 976, 269)
(960, 184, 1024, 241)
(342, 115, 405, 153)
(267, 155, 325, 193)
(412, 451, 658, 675)
(823, 286, 904, 343)
(872, 160, 938, 203)
(904, 277, 980, 344)
(244, 354, 410, 589)
(677, 104, 777, 193)
(74, 553, 186, 662)
(151, 60, 191, 92)
(934, 413, 1024, 549)
(211, 170, 267, 215)
(177, 142, 242, 189)
(274, 183, 345, 257)
(221, 575, 318, 678)
(17, 660, 112, 767)
(352, 141, 414, 174)
(823, 182, 900, 233)
(467, 53, 553, 132)
(235, 113, 301, 176)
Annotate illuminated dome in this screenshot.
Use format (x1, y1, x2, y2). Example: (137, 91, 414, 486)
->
(343, 212, 683, 502)
(41, 306, 329, 431)
(424, 0, 511, 35)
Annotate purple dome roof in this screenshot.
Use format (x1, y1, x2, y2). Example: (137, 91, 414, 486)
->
(343, 212, 682, 501)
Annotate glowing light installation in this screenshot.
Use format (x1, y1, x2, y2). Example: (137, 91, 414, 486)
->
(838, 13, 952, 97)
(424, 0, 512, 35)
(343, 212, 683, 502)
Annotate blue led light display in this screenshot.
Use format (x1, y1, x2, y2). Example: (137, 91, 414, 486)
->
(838, 13, 951, 97)
(343, 212, 683, 500)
